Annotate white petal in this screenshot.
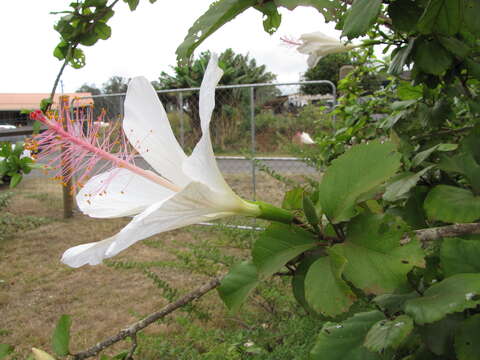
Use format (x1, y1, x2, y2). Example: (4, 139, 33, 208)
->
(123, 77, 190, 187)
(63, 181, 251, 267)
(307, 53, 322, 68)
(62, 237, 115, 268)
(183, 54, 232, 193)
(105, 181, 247, 257)
(76, 168, 173, 218)
(299, 31, 341, 45)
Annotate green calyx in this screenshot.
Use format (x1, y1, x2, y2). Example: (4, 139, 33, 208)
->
(249, 200, 294, 224)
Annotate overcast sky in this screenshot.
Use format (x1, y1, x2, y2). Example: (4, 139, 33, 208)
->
(1, 0, 340, 93)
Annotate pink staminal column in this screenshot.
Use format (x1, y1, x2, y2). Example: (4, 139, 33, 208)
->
(29, 109, 181, 194)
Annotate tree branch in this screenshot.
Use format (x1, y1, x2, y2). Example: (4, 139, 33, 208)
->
(71, 276, 221, 360)
(402, 222, 480, 246)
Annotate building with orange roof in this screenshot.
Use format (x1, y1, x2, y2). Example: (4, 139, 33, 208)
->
(0, 93, 93, 126)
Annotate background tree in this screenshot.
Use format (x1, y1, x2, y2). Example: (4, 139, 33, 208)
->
(101, 76, 129, 94)
(301, 52, 353, 95)
(153, 49, 278, 148)
(301, 50, 387, 95)
(76, 83, 101, 96)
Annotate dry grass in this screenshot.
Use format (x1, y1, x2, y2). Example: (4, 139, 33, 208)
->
(0, 173, 306, 358)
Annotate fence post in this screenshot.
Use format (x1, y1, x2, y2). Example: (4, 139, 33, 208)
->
(250, 87, 256, 201)
(178, 92, 185, 147)
(60, 96, 74, 219)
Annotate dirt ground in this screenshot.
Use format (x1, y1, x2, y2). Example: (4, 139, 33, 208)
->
(0, 173, 305, 357)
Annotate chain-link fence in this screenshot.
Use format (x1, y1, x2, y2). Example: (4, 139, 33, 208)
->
(71, 80, 336, 202)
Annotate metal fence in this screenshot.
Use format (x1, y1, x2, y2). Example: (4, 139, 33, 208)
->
(71, 80, 336, 200)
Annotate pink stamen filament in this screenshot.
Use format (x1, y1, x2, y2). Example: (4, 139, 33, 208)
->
(32, 110, 181, 193)
(280, 36, 302, 46)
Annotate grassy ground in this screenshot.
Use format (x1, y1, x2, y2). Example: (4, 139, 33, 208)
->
(0, 173, 321, 359)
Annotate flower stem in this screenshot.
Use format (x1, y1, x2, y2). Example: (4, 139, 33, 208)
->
(250, 201, 294, 224)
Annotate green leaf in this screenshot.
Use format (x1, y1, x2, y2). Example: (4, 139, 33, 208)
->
(52, 314, 71, 356)
(397, 81, 423, 100)
(274, 0, 339, 21)
(333, 213, 425, 294)
(388, 0, 423, 32)
(405, 273, 480, 325)
(318, 141, 401, 223)
(217, 261, 259, 312)
(124, 0, 140, 11)
(342, 0, 382, 39)
(418, 0, 462, 35)
(40, 98, 53, 112)
(252, 224, 317, 278)
(176, 0, 257, 62)
(440, 238, 480, 276)
(0, 161, 7, 177)
(303, 195, 319, 227)
(304, 251, 356, 317)
(53, 41, 69, 60)
(32, 120, 42, 134)
(438, 151, 480, 195)
(85, 0, 108, 6)
(389, 40, 415, 75)
(383, 166, 434, 202)
(419, 314, 463, 356)
(282, 187, 304, 210)
(455, 314, 480, 360)
(310, 311, 385, 360)
(0, 344, 14, 359)
(94, 22, 111, 40)
(414, 38, 453, 75)
(291, 255, 318, 313)
(9, 173, 22, 188)
(424, 185, 480, 223)
(364, 315, 414, 352)
(464, 0, 480, 36)
(255, 2, 282, 34)
(373, 292, 419, 316)
(438, 36, 471, 58)
(412, 143, 457, 168)
(69, 48, 86, 69)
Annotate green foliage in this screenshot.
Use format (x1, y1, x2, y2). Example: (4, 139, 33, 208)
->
(304, 250, 356, 317)
(52, 0, 156, 69)
(318, 141, 401, 223)
(52, 315, 71, 356)
(440, 238, 480, 276)
(0, 142, 38, 188)
(175, 0, 342, 62)
(364, 315, 414, 353)
(405, 274, 480, 325)
(424, 185, 480, 223)
(252, 223, 316, 278)
(0, 344, 14, 360)
(301, 52, 353, 94)
(332, 213, 424, 294)
(454, 314, 480, 360)
(342, 0, 382, 39)
(176, 0, 257, 62)
(310, 311, 385, 359)
(218, 261, 259, 312)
